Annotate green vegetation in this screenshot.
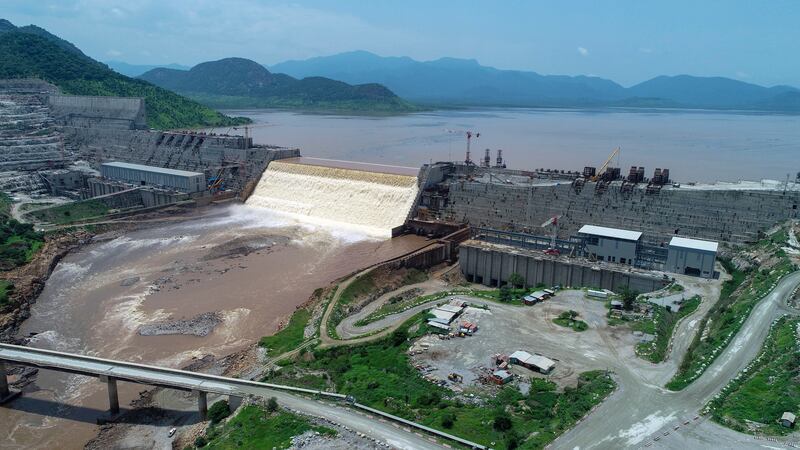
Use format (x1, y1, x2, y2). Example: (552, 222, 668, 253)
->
(265, 313, 616, 449)
(0, 194, 45, 270)
(28, 200, 109, 225)
(706, 317, 800, 435)
(634, 296, 701, 363)
(667, 235, 796, 390)
(0, 29, 247, 130)
(259, 309, 311, 357)
(328, 269, 428, 337)
(553, 310, 589, 332)
(139, 57, 418, 113)
(200, 405, 335, 450)
(0, 280, 14, 307)
(207, 400, 231, 424)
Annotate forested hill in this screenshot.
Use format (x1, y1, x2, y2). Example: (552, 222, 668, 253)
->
(0, 21, 248, 130)
(140, 57, 417, 112)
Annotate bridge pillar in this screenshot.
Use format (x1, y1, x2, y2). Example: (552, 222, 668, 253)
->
(0, 361, 9, 399)
(99, 375, 119, 414)
(194, 390, 207, 420)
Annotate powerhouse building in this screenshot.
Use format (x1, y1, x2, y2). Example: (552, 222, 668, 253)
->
(100, 161, 205, 193)
(578, 225, 642, 266)
(665, 236, 718, 278)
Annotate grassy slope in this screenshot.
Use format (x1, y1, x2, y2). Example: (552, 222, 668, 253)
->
(634, 295, 701, 363)
(706, 317, 799, 435)
(0, 31, 247, 130)
(266, 313, 615, 449)
(29, 200, 109, 225)
(203, 406, 335, 450)
(259, 309, 311, 357)
(0, 193, 45, 271)
(667, 232, 796, 390)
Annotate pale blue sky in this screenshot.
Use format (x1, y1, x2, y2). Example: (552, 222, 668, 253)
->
(3, 0, 799, 87)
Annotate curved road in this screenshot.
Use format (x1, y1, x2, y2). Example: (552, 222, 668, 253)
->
(552, 271, 800, 450)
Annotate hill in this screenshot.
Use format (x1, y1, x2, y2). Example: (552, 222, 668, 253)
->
(106, 61, 191, 78)
(271, 51, 800, 111)
(140, 57, 416, 112)
(0, 20, 247, 130)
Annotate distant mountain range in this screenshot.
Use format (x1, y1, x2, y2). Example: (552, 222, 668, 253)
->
(271, 50, 800, 111)
(106, 61, 191, 77)
(138, 58, 415, 112)
(0, 19, 246, 130)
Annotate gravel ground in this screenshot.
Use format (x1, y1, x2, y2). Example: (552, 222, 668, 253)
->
(138, 311, 222, 337)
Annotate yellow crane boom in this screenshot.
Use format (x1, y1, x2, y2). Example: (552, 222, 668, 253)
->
(592, 147, 620, 181)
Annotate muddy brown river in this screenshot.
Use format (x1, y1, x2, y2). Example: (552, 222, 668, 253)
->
(0, 204, 427, 449)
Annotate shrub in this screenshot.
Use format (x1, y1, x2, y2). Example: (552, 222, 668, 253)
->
(441, 412, 456, 429)
(267, 397, 279, 412)
(194, 436, 207, 448)
(493, 413, 513, 431)
(207, 400, 230, 424)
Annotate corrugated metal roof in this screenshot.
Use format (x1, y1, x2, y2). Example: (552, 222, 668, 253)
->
(509, 350, 555, 370)
(436, 304, 464, 314)
(579, 224, 642, 241)
(101, 161, 203, 177)
(669, 236, 718, 253)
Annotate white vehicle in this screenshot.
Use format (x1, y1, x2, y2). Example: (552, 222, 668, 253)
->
(168, 427, 177, 438)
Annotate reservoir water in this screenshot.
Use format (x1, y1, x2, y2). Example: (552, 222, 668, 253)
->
(220, 108, 800, 183)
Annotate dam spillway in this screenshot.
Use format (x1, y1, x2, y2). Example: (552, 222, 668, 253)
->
(246, 158, 420, 237)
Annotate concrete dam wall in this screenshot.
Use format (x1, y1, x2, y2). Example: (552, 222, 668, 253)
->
(246, 159, 420, 237)
(445, 179, 800, 244)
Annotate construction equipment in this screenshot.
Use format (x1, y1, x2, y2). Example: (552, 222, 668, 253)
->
(541, 215, 563, 255)
(448, 373, 463, 383)
(465, 131, 480, 165)
(592, 147, 620, 182)
(482, 148, 491, 167)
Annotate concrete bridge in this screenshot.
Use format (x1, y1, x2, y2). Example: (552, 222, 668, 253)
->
(0, 343, 342, 420)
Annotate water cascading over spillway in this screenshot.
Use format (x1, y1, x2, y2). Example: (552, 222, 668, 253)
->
(246, 159, 419, 237)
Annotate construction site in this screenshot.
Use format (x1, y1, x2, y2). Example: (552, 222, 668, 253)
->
(2, 77, 800, 450)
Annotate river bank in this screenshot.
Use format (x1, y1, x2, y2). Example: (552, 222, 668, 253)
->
(0, 203, 429, 450)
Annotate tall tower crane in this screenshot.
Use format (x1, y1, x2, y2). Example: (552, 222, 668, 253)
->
(465, 131, 480, 165)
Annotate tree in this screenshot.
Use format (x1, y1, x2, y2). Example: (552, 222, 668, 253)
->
(390, 328, 408, 346)
(620, 287, 638, 311)
(493, 413, 513, 431)
(266, 396, 279, 412)
(194, 436, 207, 448)
(508, 273, 525, 289)
(441, 412, 456, 429)
(207, 400, 230, 424)
(499, 284, 512, 302)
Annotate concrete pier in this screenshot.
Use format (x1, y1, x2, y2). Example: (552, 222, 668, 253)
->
(100, 375, 119, 414)
(195, 390, 208, 420)
(0, 361, 9, 399)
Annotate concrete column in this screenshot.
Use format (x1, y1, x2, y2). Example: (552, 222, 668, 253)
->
(0, 361, 9, 399)
(195, 390, 207, 420)
(100, 375, 119, 414)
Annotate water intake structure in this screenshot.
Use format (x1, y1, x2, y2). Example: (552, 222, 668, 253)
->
(246, 158, 420, 238)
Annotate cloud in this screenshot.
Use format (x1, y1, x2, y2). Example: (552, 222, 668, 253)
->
(106, 49, 122, 57)
(577, 46, 589, 56)
(735, 71, 750, 79)
(639, 47, 653, 54)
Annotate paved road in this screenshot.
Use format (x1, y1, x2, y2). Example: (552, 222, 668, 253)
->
(552, 271, 800, 450)
(0, 345, 445, 450)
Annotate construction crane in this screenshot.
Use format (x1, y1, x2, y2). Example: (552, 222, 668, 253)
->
(592, 147, 620, 182)
(540, 214, 562, 255)
(465, 131, 480, 165)
(232, 126, 250, 142)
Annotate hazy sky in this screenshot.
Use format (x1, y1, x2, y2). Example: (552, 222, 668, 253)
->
(3, 0, 799, 87)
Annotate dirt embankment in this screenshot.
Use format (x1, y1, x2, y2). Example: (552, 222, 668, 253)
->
(0, 230, 93, 342)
